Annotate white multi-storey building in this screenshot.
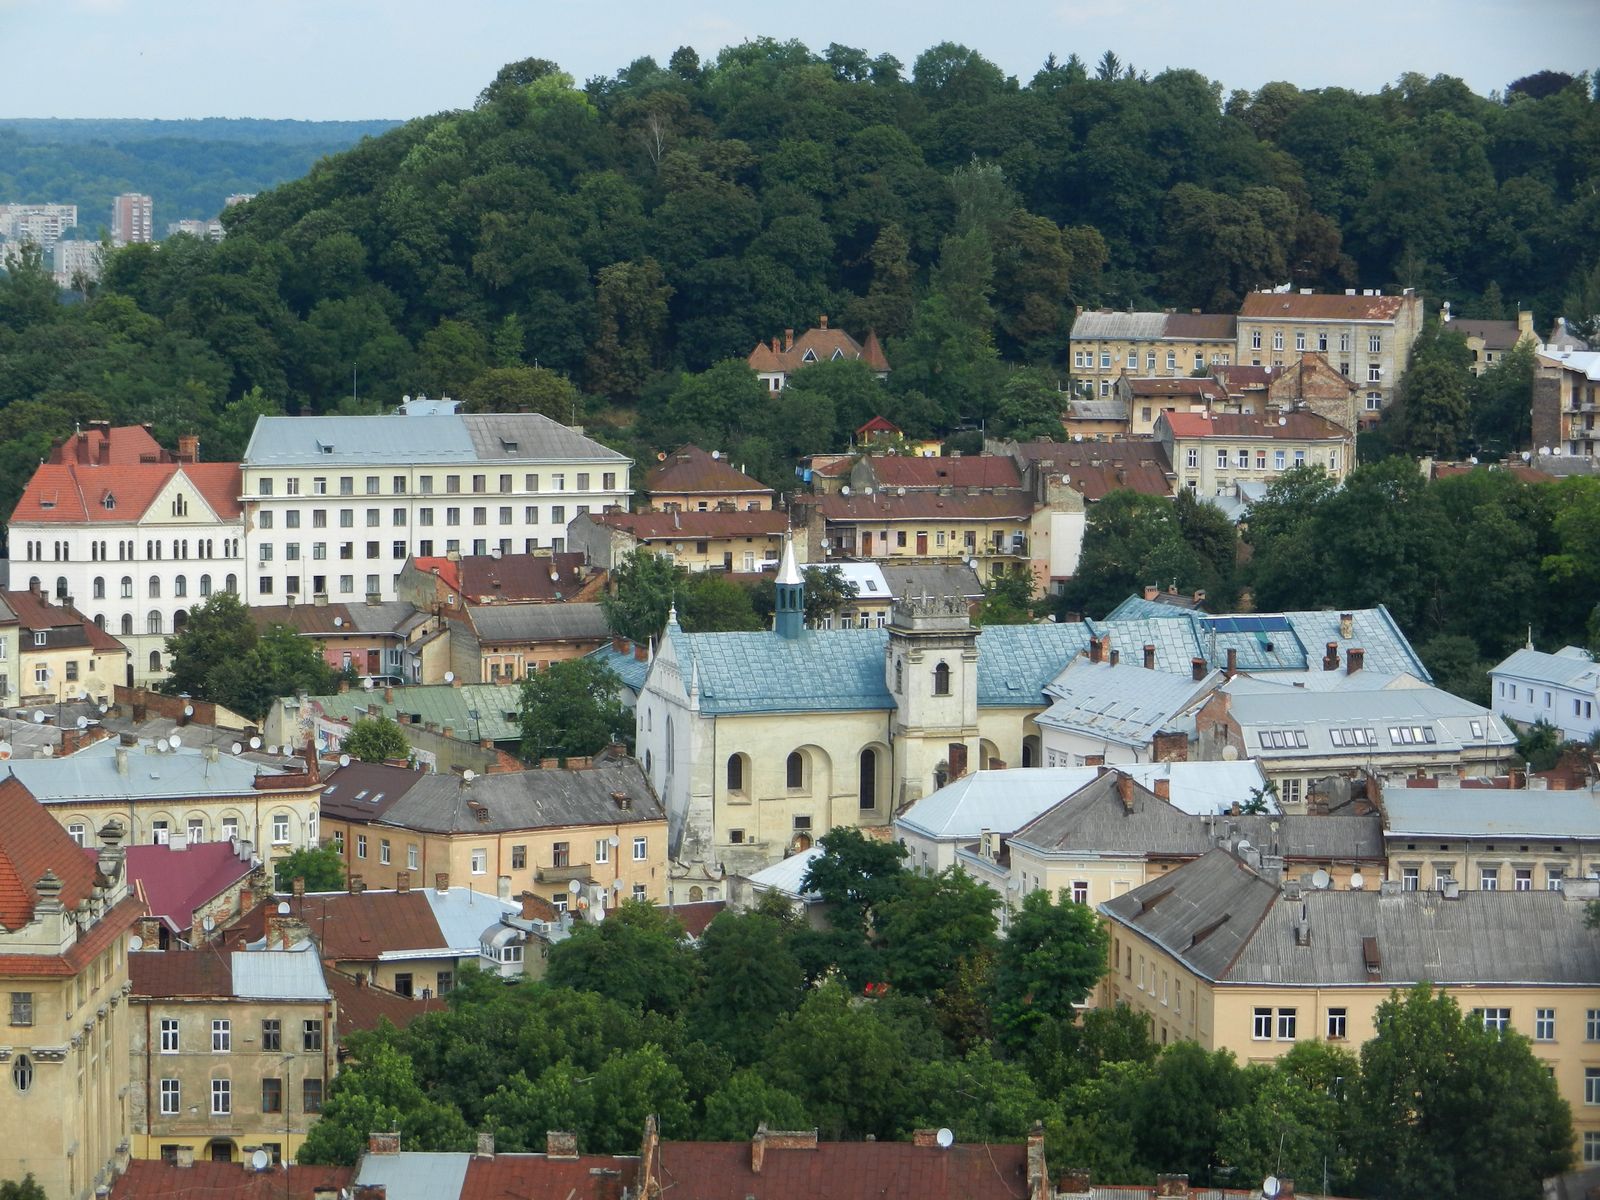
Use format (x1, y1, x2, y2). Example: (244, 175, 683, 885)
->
(0, 202, 77, 248)
(1491, 645, 1600, 743)
(8, 424, 244, 685)
(239, 412, 631, 606)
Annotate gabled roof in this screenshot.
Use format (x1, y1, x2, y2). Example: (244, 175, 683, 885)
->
(49, 424, 167, 467)
(109, 1161, 354, 1199)
(244, 414, 626, 467)
(999, 439, 1174, 500)
(247, 601, 424, 638)
(373, 760, 663, 835)
(471, 602, 610, 644)
(414, 552, 595, 604)
(856, 416, 901, 437)
(1038, 657, 1220, 748)
(814, 491, 1032, 522)
(859, 455, 1022, 489)
(325, 969, 444, 1039)
(128, 948, 329, 1000)
(647, 445, 772, 497)
(1222, 679, 1513, 759)
(1123, 376, 1227, 401)
(0, 589, 126, 651)
(1070, 310, 1169, 341)
(11, 460, 242, 525)
(307, 682, 523, 742)
(124, 841, 254, 933)
(1010, 771, 1214, 857)
(1491, 646, 1599, 690)
(1159, 411, 1348, 441)
(587, 509, 791, 539)
(652, 1140, 1031, 1200)
(1382, 788, 1600, 839)
(743, 845, 825, 900)
(1448, 318, 1525, 349)
(1, 736, 286, 802)
(1239, 291, 1413, 321)
(879, 562, 985, 602)
(1162, 312, 1237, 340)
(747, 319, 890, 375)
(0, 775, 101, 930)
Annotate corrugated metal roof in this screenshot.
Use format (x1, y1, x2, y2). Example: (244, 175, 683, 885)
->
(231, 947, 331, 1000)
(1070, 310, 1169, 340)
(1382, 788, 1600, 839)
(244, 413, 626, 468)
(354, 1152, 470, 1200)
(421, 887, 521, 952)
(1038, 658, 1220, 748)
(1491, 646, 1600, 689)
(308, 683, 523, 742)
(1, 737, 279, 801)
(471, 602, 610, 643)
(743, 845, 824, 900)
(1224, 680, 1514, 760)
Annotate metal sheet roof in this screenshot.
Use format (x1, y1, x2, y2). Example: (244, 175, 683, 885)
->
(1070, 311, 1169, 340)
(307, 683, 523, 742)
(243, 413, 626, 468)
(1382, 788, 1600, 839)
(1, 738, 279, 801)
(471, 602, 610, 643)
(231, 947, 331, 1001)
(354, 1152, 470, 1200)
(1224, 681, 1514, 760)
(743, 845, 825, 900)
(1491, 646, 1600, 690)
(1038, 658, 1220, 748)
(421, 887, 521, 953)
(374, 760, 663, 835)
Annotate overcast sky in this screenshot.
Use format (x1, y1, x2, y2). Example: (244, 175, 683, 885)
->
(1, 0, 1594, 121)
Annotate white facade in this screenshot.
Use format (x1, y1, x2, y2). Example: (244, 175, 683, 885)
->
(240, 414, 630, 606)
(1491, 646, 1600, 743)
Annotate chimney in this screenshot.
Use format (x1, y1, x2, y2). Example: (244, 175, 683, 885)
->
(1347, 647, 1365, 674)
(1088, 636, 1104, 664)
(176, 434, 199, 462)
(1151, 730, 1189, 762)
(784, 328, 794, 352)
(1143, 584, 1158, 601)
(1225, 647, 1237, 678)
(1026, 1122, 1048, 1200)
(368, 1131, 401, 1156)
(175, 1145, 195, 1170)
(1339, 612, 1354, 640)
(912, 1129, 939, 1148)
(1143, 644, 1156, 670)
(818, 314, 828, 329)
(751, 1124, 817, 1175)
(435, 872, 450, 894)
(611, 635, 627, 654)
(633, 641, 649, 662)
(752, 1124, 767, 1175)
(947, 742, 968, 782)
(1190, 656, 1206, 681)
(1116, 773, 1134, 813)
(1108, 648, 1120, 667)
(384, 685, 395, 704)
(1323, 641, 1340, 671)
(1057, 1169, 1092, 1197)
(1155, 1174, 1190, 1198)
(475, 1130, 495, 1159)
(1153, 777, 1171, 802)
(396, 872, 410, 893)
(348, 875, 366, 894)
(115, 746, 129, 776)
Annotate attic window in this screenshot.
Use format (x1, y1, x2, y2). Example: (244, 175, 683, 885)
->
(1187, 913, 1231, 949)
(370, 793, 384, 804)
(864, 581, 879, 593)
(802, 349, 817, 363)
(500, 438, 519, 453)
(831, 348, 844, 360)
(39, 493, 56, 510)
(1361, 935, 1381, 976)
(318, 441, 335, 454)
(354, 790, 368, 800)
(1137, 886, 1174, 915)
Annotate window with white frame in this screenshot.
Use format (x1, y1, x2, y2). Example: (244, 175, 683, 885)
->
(471, 848, 487, 874)
(1535, 1008, 1555, 1041)
(595, 839, 610, 864)
(271, 813, 290, 844)
(1252, 1007, 1273, 1039)
(212, 1019, 230, 1051)
(211, 1078, 231, 1115)
(1476, 1007, 1511, 1034)
(160, 1078, 180, 1114)
(1587, 1067, 1600, 1105)
(633, 836, 647, 861)
(1276, 1008, 1297, 1040)
(160, 1018, 179, 1052)
(1326, 1008, 1347, 1039)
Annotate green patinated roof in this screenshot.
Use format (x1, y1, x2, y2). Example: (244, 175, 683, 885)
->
(307, 683, 522, 742)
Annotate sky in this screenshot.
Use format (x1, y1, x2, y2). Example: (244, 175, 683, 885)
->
(0, 0, 1595, 121)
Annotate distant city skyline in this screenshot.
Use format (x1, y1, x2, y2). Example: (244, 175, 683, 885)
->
(0, 0, 1592, 122)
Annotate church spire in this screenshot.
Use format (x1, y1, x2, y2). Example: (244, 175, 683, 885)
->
(774, 534, 804, 640)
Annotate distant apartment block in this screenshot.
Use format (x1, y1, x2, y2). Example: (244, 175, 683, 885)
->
(223, 193, 255, 208)
(0, 202, 77, 248)
(52, 239, 103, 288)
(166, 218, 223, 241)
(1533, 350, 1600, 460)
(112, 192, 154, 245)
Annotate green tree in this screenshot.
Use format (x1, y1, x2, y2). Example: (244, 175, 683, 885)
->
(587, 1043, 694, 1149)
(516, 657, 632, 762)
(160, 591, 258, 699)
(677, 571, 762, 632)
(601, 550, 684, 644)
(1469, 339, 1534, 454)
(903, 1043, 1045, 1141)
(0, 1176, 47, 1200)
(700, 1068, 812, 1139)
(1062, 490, 1206, 617)
(872, 867, 998, 997)
(1352, 983, 1572, 1199)
(545, 901, 700, 1015)
(800, 826, 908, 932)
(1217, 1042, 1358, 1193)
(689, 911, 806, 1063)
(976, 566, 1037, 626)
(342, 715, 411, 764)
(1129, 1042, 1251, 1185)
(586, 258, 673, 402)
(990, 888, 1107, 1050)
(991, 368, 1065, 441)
(298, 1041, 473, 1164)
(203, 623, 337, 722)
(272, 844, 347, 892)
(1391, 331, 1472, 457)
(462, 365, 582, 421)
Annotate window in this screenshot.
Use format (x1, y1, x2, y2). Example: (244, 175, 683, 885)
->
(67, 823, 86, 847)
(302, 1076, 324, 1113)
(313, 477, 327, 496)
(160, 1018, 179, 1052)
(1548, 867, 1565, 891)
(1327, 1008, 1347, 1039)
(786, 752, 804, 789)
(633, 836, 647, 861)
(1369, 334, 1382, 354)
(1071, 880, 1089, 904)
(1274, 449, 1286, 470)
(261, 1077, 282, 1113)
(727, 754, 744, 792)
(594, 838, 610, 865)
(1535, 1008, 1555, 1041)
(1478, 1008, 1511, 1034)
(1186, 448, 1198, 468)
(11, 1053, 33, 1095)
(1277, 1008, 1297, 1040)
(1295, 332, 1306, 351)
(187, 818, 204, 844)
(356, 834, 367, 859)
(272, 813, 290, 844)
(379, 839, 391, 865)
(9, 992, 33, 1027)
(933, 661, 951, 696)
(1480, 866, 1498, 891)
(1252, 1007, 1273, 1039)
(159, 1078, 180, 1115)
(553, 842, 570, 868)
(1272, 331, 1284, 351)
(1217, 448, 1229, 468)
(1588, 1009, 1600, 1041)
(393, 973, 413, 998)
(211, 1078, 231, 1115)
(212, 1019, 231, 1051)
(261, 1019, 280, 1052)
(1587, 1131, 1600, 1165)
(302, 1019, 323, 1052)
(1401, 866, 1419, 891)
(471, 848, 487, 874)
(1251, 330, 1262, 350)
(121, 576, 133, 599)
(1587, 1067, 1600, 1105)
(1368, 364, 1382, 382)
(407, 845, 418, 870)
(1514, 868, 1533, 891)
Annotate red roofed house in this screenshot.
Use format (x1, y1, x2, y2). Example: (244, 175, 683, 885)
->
(569, 508, 802, 574)
(123, 838, 261, 950)
(1112, 375, 1230, 437)
(1, 583, 130, 704)
(1235, 288, 1424, 418)
(109, 1159, 353, 1199)
(8, 421, 245, 686)
(1156, 409, 1354, 497)
(747, 315, 890, 391)
(645, 445, 774, 512)
(0, 776, 143, 1200)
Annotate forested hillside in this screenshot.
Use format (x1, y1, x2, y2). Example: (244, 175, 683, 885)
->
(1, 44, 1597, 527)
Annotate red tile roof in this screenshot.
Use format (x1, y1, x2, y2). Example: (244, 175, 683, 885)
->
(49, 425, 167, 467)
(1004, 440, 1175, 501)
(662, 900, 725, 938)
(1161, 312, 1237, 340)
(0, 894, 144, 978)
(324, 968, 443, 1039)
(1160, 411, 1348, 440)
(647, 445, 772, 497)
(11, 460, 242, 524)
(747, 319, 890, 375)
(863, 456, 1022, 489)
(815, 491, 1032, 522)
(652, 1140, 1033, 1200)
(123, 842, 254, 933)
(462, 1154, 640, 1200)
(855, 416, 901, 438)
(590, 509, 791, 540)
(0, 776, 101, 929)
(0, 589, 128, 652)
(128, 949, 234, 997)
(108, 1160, 354, 1199)
(414, 553, 598, 603)
(1239, 291, 1411, 321)
(232, 891, 445, 961)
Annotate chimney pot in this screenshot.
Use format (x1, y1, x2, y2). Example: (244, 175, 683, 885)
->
(1347, 647, 1365, 674)
(1116, 773, 1134, 812)
(1191, 656, 1206, 681)
(435, 872, 450, 894)
(1108, 648, 1120, 667)
(476, 1130, 495, 1159)
(368, 1131, 401, 1156)
(1153, 777, 1171, 801)
(1324, 641, 1340, 671)
(1225, 647, 1237, 678)
(1339, 612, 1354, 640)
(1143, 644, 1156, 670)
(175, 1145, 195, 1170)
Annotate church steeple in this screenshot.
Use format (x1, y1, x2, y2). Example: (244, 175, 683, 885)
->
(774, 535, 804, 640)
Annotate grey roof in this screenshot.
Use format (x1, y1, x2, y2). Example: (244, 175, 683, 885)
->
(585, 641, 651, 696)
(0, 736, 282, 801)
(898, 762, 1273, 840)
(230, 948, 331, 1001)
(743, 845, 825, 900)
(1224, 680, 1515, 760)
(374, 759, 662, 835)
(1038, 657, 1221, 748)
(878, 561, 986, 601)
(243, 412, 625, 468)
(305, 683, 524, 742)
(1103, 849, 1600, 985)
(1067, 398, 1130, 421)
(343, 600, 430, 636)
(353, 1152, 469, 1200)
(666, 624, 894, 715)
(421, 887, 521, 952)
(1011, 772, 1215, 857)
(1382, 787, 1600, 840)
(471, 601, 610, 644)
(1490, 646, 1600, 690)
(973, 623, 1091, 707)
(1070, 311, 1169, 341)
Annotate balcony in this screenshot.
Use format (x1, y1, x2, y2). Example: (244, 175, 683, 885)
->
(536, 861, 593, 885)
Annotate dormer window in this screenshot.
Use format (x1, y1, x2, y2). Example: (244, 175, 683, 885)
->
(102, 492, 115, 510)
(802, 349, 817, 363)
(318, 441, 335, 454)
(831, 348, 845, 360)
(500, 438, 518, 453)
(33, 632, 47, 647)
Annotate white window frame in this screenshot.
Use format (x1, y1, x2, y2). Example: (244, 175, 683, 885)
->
(211, 1078, 231, 1115)
(211, 1019, 231, 1052)
(633, 836, 647, 862)
(160, 1018, 179, 1053)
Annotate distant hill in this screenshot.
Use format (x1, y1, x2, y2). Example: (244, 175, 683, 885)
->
(0, 118, 401, 225)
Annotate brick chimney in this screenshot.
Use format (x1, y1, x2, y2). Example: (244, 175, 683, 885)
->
(818, 314, 828, 329)
(1143, 644, 1156, 670)
(1057, 1168, 1092, 1197)
(1339, 612, 1354, 640)
(1108, 648, 1120, 667)
(1115, 772, 1134, 813)
(1026, 1122, 1048, 1200)
(1225, 647, 1237, 678)
(396, 872, 410, 893)
(1155, 1174, 1190, 1198)
(1190, 656, 1206, 681)
(1323, 641, 1340, 671)
(1347, 647, 1365, 674)
(784, 328, 794, 352)
(947, 742, 969, 782)
(368, 1132, 400, 1155)
(176, 434, 199, 462)
(1152, 777, 1171, 802)
(435, 872, 450, 894)
(1089, 635, 1105, 664)
(1143, 584, 1158, 601)
(474, 1131, 495, 1159)
(175, 1145, 195, 1169)
(751, 1124, 817, 1175)
(1151, 730, 1189, 762)
(912, 1129, 939, 1147)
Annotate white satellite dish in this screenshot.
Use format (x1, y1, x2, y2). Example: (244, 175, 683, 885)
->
(338, 754, 351, 768)
(1311, 868, 1331, 890)
(1263, 1176, 1281, 1198)
(183, 704, 194, 717)
(276, 901, 291, 915)
(32, 711, 45, 724)
(203, 915, 215, 932)
(231, 742, 243, 755)
(98, 703, 109, 715)
(76, 716, 88, 729)
(1237, 839, 1253, 854)
(0, 742, 12, 760)
(1221, 744, 1238, 761)
(444, 670, 455, 683)
(128, 935, 144, 953)
(462, 770, 476, 783)
(935, 1128, 955, 1149)
(250, 1149, 271, 1172)
(840, 485, 851, 495)
(362, 676, 374, 690)
(40, 744, 53, 757)
(168, 734, 183, 750)
(267, 745, 279, 756)
(1349, 871, 1365, 891)
(567, 878, 582, 894)
(608, 835, 620, 847)
(613, 879, 624, 891)
(333, 616, 343, 628)
(249, 736, 262, 750)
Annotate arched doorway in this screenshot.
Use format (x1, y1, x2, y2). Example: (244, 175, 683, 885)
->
(1022, 735, 1041, 768)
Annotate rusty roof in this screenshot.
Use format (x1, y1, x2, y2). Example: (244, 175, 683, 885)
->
(1160, 411, 1348, 441)
(815, 491, 1032, 522)
(647, 445, 772, 497)
(663, 899, 725, 938)
(1123, 377, 1227, 400)
(652, 1141, 1033, 1199)
(319, 761, 429, 823)
(1161, 312, 1237, 340)
(128, 949, 234, 997)
(227, 890, 447, 962)
(461, 1154, 640, 1200)
(1003, 440, 1175, 501)
(108, 1161, 354, 1199)
(1239, 291, 1412, 321)
(324, 968, 443, 1040)
(862, 455, 1022, 489)
(588, 509, 791, 539)
(0, 775, 103, 929)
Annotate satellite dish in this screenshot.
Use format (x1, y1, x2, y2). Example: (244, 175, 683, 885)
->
(276, 901, 291, 915)
(444, 671, 455, 684)
(33, 711, 45, 724)
(249, 736, 262, 750)
(250, 1149, 271, 1172)
(1349, 871, 1365, 891)
(168, 734, 183, 750)
(40, 744, 53, 757)
(1221, 744, 1239, 761)
(1311, 868, 1332, 890)
(608, 835, 620, 847)
(127, 935, 144, 953)
(231, 742, 242, 755)
(76, 716, 88, 729)
(612, 879, 624, 891)
(332, 616, 343, 628)
(203, 915, 215, 932)
(1236, 839, 1253, 854)
(840, 485, 850, 495)
(338, 754, 351, 768)
(462, 770, 477, 783)
(935, 1128, 955, 1149)
(567, 879, 582, 894)
(1263, 1176, 1281, 1198)
(99, 703, 109, 714)
(0, 742, 12, 760)
(183, 704, 194, 717)
(362, 677, 374, 690)
(266, 745, 279, 756)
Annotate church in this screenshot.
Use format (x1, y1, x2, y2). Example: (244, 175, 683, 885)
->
(634, 540, 1430, 883)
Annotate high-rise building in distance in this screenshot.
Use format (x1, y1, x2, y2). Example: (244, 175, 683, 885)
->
(111, 192, 153, 245)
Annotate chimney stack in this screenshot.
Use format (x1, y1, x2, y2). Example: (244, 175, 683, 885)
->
(435, 872, 450, 894)
(546, 1130, 577, 1160)
(1108, 648, 1120, 667)
(176, 434, 199, 462)
(1225, 647, 1237, 678)
(1190, 656, 1206, 681)
(1143, 644, 1156, 670)
(1339, 612, 1354, 640)
(1153, 777, 1171, 802)
(1323, 641, 1340, 671)
(947, 742, 969, 782)
(175, 1145, 195, 1170)
(368, 1132, 401, 1156)
(1115, 773, 1134, 813)
(1154, 1174, 1190, 1198)
(1347, 647, 1365, 674)
(475, 1131, 495, 1159)
(1143, 584, 1158, 601)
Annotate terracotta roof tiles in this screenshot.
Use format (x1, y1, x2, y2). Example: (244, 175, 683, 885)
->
(1160, 411, 1348, 440)
(128, 949, 234, 997)
(324, 968, 443, 1040)
(108, 1161, 354, 1199)
(462, 1154, 639, 1200)
(863, 456, 1022, 489)
(12, 460, 241, 524)
(0, 776, 101, 929)
(0, 590, 125, 651)
(747, 319, 891, 375)
(652, 1140, 1033, 1200)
